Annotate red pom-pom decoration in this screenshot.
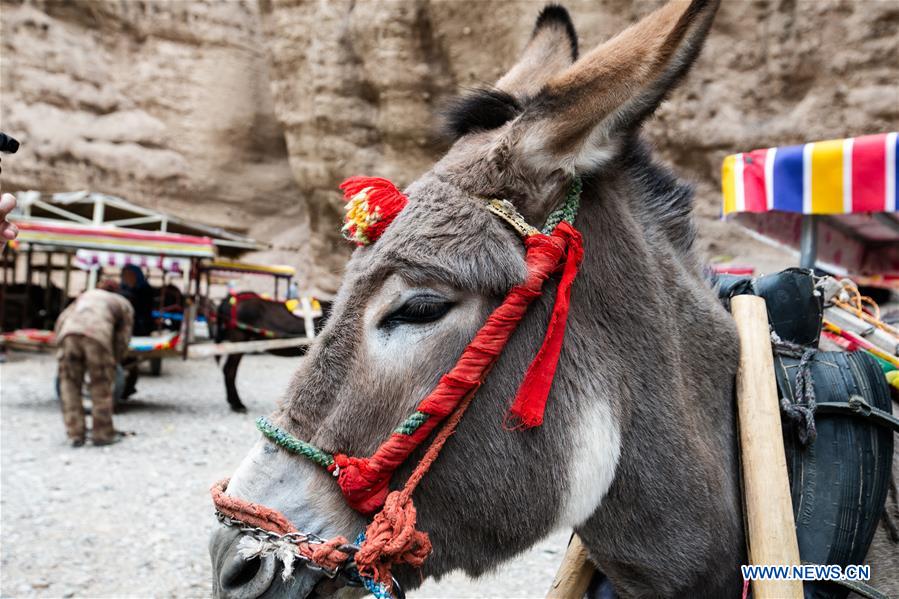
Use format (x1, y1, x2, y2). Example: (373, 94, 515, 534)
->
(339, 177, 409, 246)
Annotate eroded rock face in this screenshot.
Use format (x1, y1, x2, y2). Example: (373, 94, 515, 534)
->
(4, 1, 896, 292)
(1, 0, 311, 280)
(259, 0, 897, 286)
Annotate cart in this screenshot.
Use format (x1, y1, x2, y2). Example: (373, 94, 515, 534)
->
(2, 193, 318, 361)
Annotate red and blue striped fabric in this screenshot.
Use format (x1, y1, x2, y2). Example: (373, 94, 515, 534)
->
(723, 132, 898, 216)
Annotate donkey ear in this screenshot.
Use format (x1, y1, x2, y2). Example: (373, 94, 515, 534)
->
(507, 0, 719, 175)
(496, 5, 579, 99)
(440, 5, 577, 141)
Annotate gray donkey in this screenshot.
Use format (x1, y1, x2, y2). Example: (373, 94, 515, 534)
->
(210, 1, 898, 597)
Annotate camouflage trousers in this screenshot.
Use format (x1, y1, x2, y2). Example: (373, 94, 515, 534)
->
(57, 335, 115, 443)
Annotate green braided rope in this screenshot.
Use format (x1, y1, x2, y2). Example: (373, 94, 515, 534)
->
(541, 177, 582, 235)
(394, 411, 430, 435)
(256, 417, 334, 469)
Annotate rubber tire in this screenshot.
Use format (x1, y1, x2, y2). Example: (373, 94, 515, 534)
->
(149, 357, 162, 376)
(777, 351, 894, 599)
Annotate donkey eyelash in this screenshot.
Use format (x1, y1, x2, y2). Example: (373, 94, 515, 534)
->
(379, 295, 454, 329)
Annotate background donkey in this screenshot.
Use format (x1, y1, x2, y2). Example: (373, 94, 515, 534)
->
(213, 294, 332, 412)
(211, 1, 896, 597)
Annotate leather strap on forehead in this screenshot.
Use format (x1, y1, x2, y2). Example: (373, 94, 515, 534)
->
(486, 199, 540, 238)
(487, 177, 583, 238)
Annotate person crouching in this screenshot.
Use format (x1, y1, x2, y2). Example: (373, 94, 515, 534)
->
(54, 281, 134, 446)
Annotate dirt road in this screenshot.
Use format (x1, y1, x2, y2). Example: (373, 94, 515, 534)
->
(0, 352, 568, 598)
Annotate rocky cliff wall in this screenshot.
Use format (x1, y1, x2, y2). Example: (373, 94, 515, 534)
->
(3, 0, 896, 293)
(1, 0, 311, 282)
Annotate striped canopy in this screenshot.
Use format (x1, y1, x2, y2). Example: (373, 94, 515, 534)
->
(722, 132, 899, 276)
(74, 249, 190, 273)
(13, 220, 216, 258)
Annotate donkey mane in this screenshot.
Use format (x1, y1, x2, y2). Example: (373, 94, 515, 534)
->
(440, 88, 523, 141)
(619, 137, 698, 257)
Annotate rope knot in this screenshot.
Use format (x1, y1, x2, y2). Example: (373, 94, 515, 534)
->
(309, 537, 353, 572)
(772, 338, 818, 445)
(334, 455, 391, 515)
(355, 491, 432, 586)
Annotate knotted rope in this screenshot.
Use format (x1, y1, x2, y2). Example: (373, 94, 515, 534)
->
(772, 335, 818, 445)
(353, 392, 477, 584)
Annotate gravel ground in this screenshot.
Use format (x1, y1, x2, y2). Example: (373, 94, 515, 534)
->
(1, 352, 568, 598)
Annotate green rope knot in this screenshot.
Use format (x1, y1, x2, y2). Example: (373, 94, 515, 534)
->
(256, 417, 335, 469)
(541, 177, 582, 235)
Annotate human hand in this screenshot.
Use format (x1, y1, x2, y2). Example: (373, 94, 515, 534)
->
(0, 193, 18, 242)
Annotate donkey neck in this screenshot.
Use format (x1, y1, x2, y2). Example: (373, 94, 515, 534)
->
(567, 156, 745, 596)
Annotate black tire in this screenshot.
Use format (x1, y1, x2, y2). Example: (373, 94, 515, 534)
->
(777, 351, 894, 599)
(149, 357, 163, 376)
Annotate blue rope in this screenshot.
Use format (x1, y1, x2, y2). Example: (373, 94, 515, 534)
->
(354, 533, 394, 599)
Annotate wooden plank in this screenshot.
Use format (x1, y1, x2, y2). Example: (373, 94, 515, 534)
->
(186, 336, 312, 359)
(547, 534, 594, 599)
(731, 295, 803, 599)
(300, 296, 317, 342)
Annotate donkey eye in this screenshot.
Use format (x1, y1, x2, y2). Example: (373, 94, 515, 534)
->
(380, 294, 453, 329)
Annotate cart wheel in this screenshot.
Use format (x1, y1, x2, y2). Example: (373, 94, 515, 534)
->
(149, 357, 163, 376)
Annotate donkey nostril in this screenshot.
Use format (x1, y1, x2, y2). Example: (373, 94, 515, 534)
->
(222, 556, 262, 589)
(217, 548, 275, 598)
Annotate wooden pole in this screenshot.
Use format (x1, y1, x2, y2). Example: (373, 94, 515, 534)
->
(799, 215, 818, 270)
(157, 269, 167, 333)
(62, 252, 72, 302)
(181, 258, 198, 359)
(24, 246, 33, 327)
(731, 295, 802, 599)
(547, 534, 594, 599)
(44, 252, 53, 329)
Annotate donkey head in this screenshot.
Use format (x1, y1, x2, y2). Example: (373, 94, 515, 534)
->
(211, 2, 721, 597)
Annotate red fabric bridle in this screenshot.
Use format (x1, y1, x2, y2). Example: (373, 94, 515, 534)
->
(212, 178, 584, 592)
(331, 219, 584, 514)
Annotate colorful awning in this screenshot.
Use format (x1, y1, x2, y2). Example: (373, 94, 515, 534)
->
(74, 249, 190, 273)
(723, 132, 897, 216)
(722, 132, 899, 277)
(12, 220, 216, 258)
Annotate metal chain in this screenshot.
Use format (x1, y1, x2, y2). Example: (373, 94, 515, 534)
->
(215, 512, 363, 583)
